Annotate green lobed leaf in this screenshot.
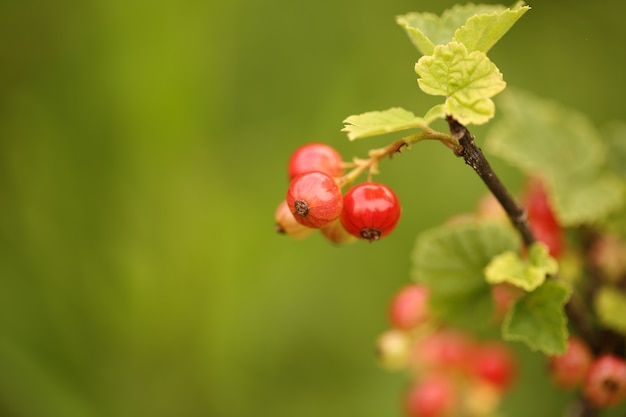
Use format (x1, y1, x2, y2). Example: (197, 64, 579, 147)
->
(502, 280, 570, 354)
(415, 42, 506, 125)
(453, 2, 530, 53)
(484, 243, 558, 292)
(594, 286, 626, 335)
(341, 107, 428, 140)
(396, 3, 523, 56)
(412, 221, 521, 331)
(485, 88, 626, 226)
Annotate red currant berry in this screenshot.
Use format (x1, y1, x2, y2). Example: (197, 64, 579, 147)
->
(286, 171, 343, 228)
(404, 374, 456, 417)
(341, 182, 401, 242)
(524, 178, 563, 257)
(412, 330, 473, 374)
(589, 234, 626, 282)
(388, 284, 430, 330)
(548, 337, 593, 389)
(468, 342, 516, 391)
(490, 283, 523, 322)
(584, 354, 626, 407)
(288, 142, 344, 179)
(275, 200, 315, 239)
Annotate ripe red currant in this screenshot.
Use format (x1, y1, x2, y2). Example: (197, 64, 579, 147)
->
(404, 374, 457, 417)
(341, 182, 401, 242)
(583, 354, 626, 407)
(468, 342, 516, 391)
(548, 337, 593, 389)
(411, 330, 473, 374)
(288, 142, 344, 179)
(388, 284, 430, 330)
(286, 171, 343, 228)
(490, 283, 523, 322)
(523, 178, 563, 257)
(275, 200, 315, 239)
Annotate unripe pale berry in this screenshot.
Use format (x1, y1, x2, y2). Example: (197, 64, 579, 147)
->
(404, 374, 457, 417)
(462, 382, 501, 417)
(320, 218, 357, 245)
(341, 182, 401, 242)
(376, 328, 411, 370)
(286, 171, 343, 228)
(288, 142, 344, 179)
(275, 200, 315, 239)
(548, 337, 593, 389)
(388, 284, 430, 330)
(583, 354, 626, 407)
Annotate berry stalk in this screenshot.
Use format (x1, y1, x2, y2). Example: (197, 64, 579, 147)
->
(446, 115, 537, 248)
(338, 131, 460, 188)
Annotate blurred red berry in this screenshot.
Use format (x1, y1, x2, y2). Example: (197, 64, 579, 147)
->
(584, 354, 626, 407)
(549, 337, 593, 389)
(523, 178, 563, 257)
(404, 374, 456, 417)
(490, 283, 523, 321)
(412, 330, 473, 373)
(469, 342, 516, 390)
(388, 284, 430, 330)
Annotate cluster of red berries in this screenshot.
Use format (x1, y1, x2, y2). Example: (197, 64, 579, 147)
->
(549, 337, 626, 407)
(275, 143, 402, 243)
(377, 284, 517, 417)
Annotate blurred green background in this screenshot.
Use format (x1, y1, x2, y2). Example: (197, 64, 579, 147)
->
(1, 1, 625, 416)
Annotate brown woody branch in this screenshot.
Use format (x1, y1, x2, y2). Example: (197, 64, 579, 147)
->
(446, 115, 536, 247)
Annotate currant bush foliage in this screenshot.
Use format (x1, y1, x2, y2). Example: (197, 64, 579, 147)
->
(502, 281, 571, 354)
(484, 242, 558, 292)
(342, 0, 626, 362)
(485, 89, 626, 226)
(415, 42, 506, 125)
(344, 2, 528, 132)
(411, 220, 570, 354)
(342, 108, 428, 141)
(594, 286, 626, 335)
(396, 2, 529, 56)
(411, 221, 520, 332)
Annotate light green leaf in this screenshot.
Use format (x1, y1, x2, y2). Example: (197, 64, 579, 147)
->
(550, 173, 625, 225)
(341, 108, 428, 140)
(601, 121, 626, 179)
(412, 221, 521, 330)
(502, 280, 570, 355)
(454, 2, 530, 53)
(485, 242, 558, 292)
(594, 286, 626, 335)
(396, 3, 511, 56)
(415, 42, 506, 125)
(485, 88, 626, 225)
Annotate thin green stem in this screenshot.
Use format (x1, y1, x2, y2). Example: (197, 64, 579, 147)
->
(337, 130, 459, 188)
